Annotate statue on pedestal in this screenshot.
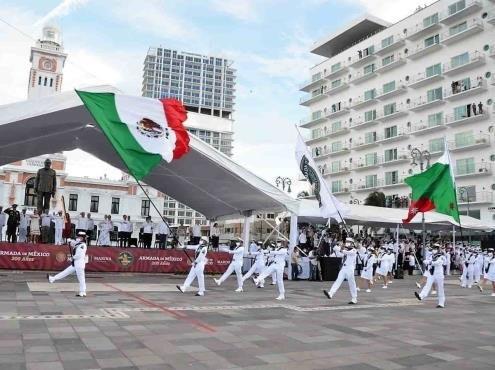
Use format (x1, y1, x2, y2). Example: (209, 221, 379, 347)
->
(35, 158, 57, 213)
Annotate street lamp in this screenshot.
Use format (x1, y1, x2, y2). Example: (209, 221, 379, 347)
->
(275, 176, 292, 193)
(410, 147, 431, 258)
(459, 187, 471, 245)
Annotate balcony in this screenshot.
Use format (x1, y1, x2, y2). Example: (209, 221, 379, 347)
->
(326, 63, 349, 79)
(441, 19, 483, 45)
(375, 35, 405, 56)
(407, 20, 441, 41)
(409, 96, 445, 112)
(333, 187, 351, 195)
(352, 138, 379, 150)
(351, 95, 377, 110)
(408, 71, 444, 89)
(300, 90, 327, 106)
(349, 52, 376, 68)
(440, 0, 482, 25)
(407, 42, 442, 60)
(376, 56, 406, 73)
(313, 146, 350, 161)
(376, 84, 407, 100)
(353, 181, 381, 192)
(300, 111, 326, 128)
(354, 157, 382, 171)
(351, 115, 379, 130)
(305, 134, 328, 145)
(449, 133, 490, 152)
(458, 191, 493, 205)
(445, 111, 489, 127)
(376, 130, 410, 144)
(381, 178, 407, 188)
(325, 166, 351, 177)
(326, 79, 349, 96)
(443, 53, 485, 76)
(455, 162, 491, 178)
(488, 13, 495, 25)
(300, 72, 327, 92)
(350, 69, 377, 84)
(376, 106, 408, 122)
(444, 79, 487, 101)
(382, 152, 410, 166)
(411, 121, 446, 136)
(325, 104, 350, 119)
(326, 124, 351, 138)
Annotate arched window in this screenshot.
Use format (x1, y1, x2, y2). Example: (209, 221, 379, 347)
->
(24, 177, 37, 207)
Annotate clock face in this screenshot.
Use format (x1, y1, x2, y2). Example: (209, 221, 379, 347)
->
(39, 57, 56, 72)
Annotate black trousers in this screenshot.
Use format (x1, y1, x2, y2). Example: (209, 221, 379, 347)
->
(157, 234, 167, 249)
(211, 236, 219, 250)
(37, 192, 52, 213)
(192, 236, 201, 245)
(86, 230, 93, 246)
(143, 233, 152, 249)
(6, 225, 17, 243)
(291, 263, 299, 280)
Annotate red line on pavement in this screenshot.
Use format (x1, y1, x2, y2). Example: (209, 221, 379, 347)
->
(103, 283, 216, 333)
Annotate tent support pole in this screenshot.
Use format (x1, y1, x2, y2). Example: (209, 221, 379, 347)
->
(288, 213, 298, 281)
(421, 212, 426, 260)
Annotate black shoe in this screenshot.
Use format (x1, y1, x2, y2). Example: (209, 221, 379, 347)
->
(348, 301, 356, 305)
(436, 305, 444, 308)
(323, 290, 331, 299)
(75, 294, 85, 297)
(176, 285, 184, 293)
(414, 291, 422, 301)
(46, 273, 50, 282)
(195, 293, 203, 297)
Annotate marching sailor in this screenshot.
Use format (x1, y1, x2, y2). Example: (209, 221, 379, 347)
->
(415, 246, 446, 308)
(254, 241, 288, 300)
(177, 240, 208, 296)
(242, 242, 266, 288)
(214, 240, 245, 292)
(376, 247, 394, 289)
(323, 238, 358, 304)
(47, 231, 88, 297)
(359, 247, 376, 293)
(461, 249, 476, 288)
(481, 249, 495, 296)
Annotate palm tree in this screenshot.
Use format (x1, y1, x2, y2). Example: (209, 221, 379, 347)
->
(364, 191, 386, 207)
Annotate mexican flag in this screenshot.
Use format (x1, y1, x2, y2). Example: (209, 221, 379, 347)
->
(76, 91, 190, 180)
(403, 149, 460, 223)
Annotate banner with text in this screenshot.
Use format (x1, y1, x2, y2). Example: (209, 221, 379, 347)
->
(0, 243, 231, 274)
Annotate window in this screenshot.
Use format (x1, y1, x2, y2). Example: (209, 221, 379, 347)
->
(457, 185, 476, 202)
(426, 63, 441, 78)
(382, 54, 395, 66)
(364, 131, 377, 144)
(331, 180, 342, 193)
(449, 21, 467, 36)
(365, 152, 377, 166)
(453, 105, 468, 120)
(43, 77, 47, 86)
(363, 63, 375, 75)
(456, 158, 475, 175)
(331, 121, 342, 132)
(141, 199, 150, 217)
(90, 196, 99, 213)
(423, 13, 439, 28)
(385, 170, 399, 185)
(331, 62, 341, 73)
(38, 76, 42, 85)
(331, 79, 341, 88)
(448, 0, 465, 16)
(364, 89, 376, 101)
(365, 174, 378, 188)
(382, 81, 396, 94)
(24, 178, 37, 207)
(331, 141, 342, 152)
(331, 161, 340, 173)
(364, 109, 377, 122)
(455, 131, 474, 147)
(185, 211, 193, 217)
(424, 34, 440, 48)
(383, 103, 396, 116)
(429, 138, 445, 153)
(450, 52, 469, 68)
(428, 112, 443, 126)
(385, 125, 398, 139)
(459, 209, 480, 219)
(381, 35, 394, 48)
(384, 148, 398, 162)
(69, 194, 78, 211)
(111, 197, 120, 214)
(427, 87, 442, 102)
(49, 78, 53, 87)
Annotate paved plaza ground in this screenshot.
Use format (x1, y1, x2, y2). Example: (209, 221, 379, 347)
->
(0, 270, 494, 370)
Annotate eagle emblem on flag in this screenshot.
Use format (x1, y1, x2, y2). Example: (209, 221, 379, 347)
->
(137, 118, 169, 139)
(300, 155, 322, 207)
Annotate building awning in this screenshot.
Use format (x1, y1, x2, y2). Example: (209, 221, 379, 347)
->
(0, 86, 298, 220)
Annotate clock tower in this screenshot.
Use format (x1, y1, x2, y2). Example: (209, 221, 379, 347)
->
(28, 25, 67, 100)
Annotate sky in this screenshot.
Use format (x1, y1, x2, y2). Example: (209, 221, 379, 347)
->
(0, 0, 435, 195)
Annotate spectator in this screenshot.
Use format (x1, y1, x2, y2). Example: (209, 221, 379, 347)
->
(119, 215, 128, 247)
(40, 210, 52, 244)
(97, 215, 112, 246)
(30, 209, 41, 244)
(291, 248, 301, 281)
(211, 222, 220, 250)
(298, 228, 307, 248)
(308, 247, 319, 281)
(156, 218, 170, 249)
(0, 206, 5, 241)
(62, 213, 72, 242)
(86, 213, 94, 246)
(142, 216, 154, 249)
(4, 204, 21, 243)
(53, 211, 64, 245)
(75, 212, 87, 235)
(191, 222, 201, 245)
(407, 252, 416, 275)
(18, 209, 30, 243)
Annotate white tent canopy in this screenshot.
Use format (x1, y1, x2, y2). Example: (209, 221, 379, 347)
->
(0, 86, 298, 220)
(296, 200, 495, 232)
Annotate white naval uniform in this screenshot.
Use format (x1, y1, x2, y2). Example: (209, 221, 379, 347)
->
(217, 245, 245, 289)
(180, 244, 208, 295)
(376, 252, 394, 277)
(474, 253, 483, 283)
(53, 215, 64, 245)
(461, 254, 476, 288)
(242, 249, 266, 287)
(256, 247, 288, 298)
(360, 254, 376, 281)
(484, 256, 495, 282)
(49, 239, 87, 295)
(328, 248, 357, 301)
(18, 214, 30, 243)
(419, 254, 446, 307)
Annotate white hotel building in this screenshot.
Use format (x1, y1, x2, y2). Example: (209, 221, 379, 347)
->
(300, 0, 495, 224)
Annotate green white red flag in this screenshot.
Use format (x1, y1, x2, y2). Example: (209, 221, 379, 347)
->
(76, 91, 189, 180)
